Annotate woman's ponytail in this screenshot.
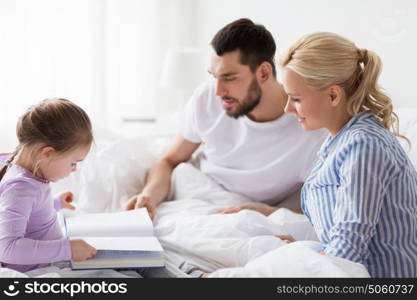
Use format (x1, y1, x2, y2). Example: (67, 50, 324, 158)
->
(348, 49, 409, 145)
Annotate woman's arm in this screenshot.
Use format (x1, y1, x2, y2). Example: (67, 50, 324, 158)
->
(324, 137, 392, 263)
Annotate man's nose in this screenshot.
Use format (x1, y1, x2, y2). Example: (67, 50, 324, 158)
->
(215, 80, 227, 97)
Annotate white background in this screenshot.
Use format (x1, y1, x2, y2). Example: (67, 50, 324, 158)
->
(0, 0, 416, 150)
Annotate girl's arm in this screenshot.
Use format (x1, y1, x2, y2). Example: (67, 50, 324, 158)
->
(0, 182, 71, 265)
(53, 196, 62, 211)
(53, 191, 75, 211)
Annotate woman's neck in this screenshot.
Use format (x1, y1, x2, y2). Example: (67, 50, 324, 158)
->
(328, 109, 353, 137)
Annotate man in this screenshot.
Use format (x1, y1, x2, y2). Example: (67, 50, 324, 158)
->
(125, 18, 327, 218)
(126, 18, 328, 278)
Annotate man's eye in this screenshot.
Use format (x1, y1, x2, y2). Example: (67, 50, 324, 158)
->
(291, 97, 300, 102)
(224, 77, 236, 82)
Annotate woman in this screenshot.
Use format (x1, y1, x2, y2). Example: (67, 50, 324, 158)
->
(279, 32, 416, 277)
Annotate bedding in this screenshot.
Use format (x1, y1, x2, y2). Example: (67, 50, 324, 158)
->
(0, 264, 141, 278)
(1, 107, 415, 278)
(153, 163, 370, 277)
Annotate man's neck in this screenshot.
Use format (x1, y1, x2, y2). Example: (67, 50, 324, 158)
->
(247, 80, 287, 122)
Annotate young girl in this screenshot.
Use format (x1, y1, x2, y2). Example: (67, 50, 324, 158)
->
(0, 98, 97, 273)
(279, 32, 416, 277)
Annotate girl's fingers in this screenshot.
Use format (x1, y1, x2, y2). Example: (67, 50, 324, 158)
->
(66, 193, 73, 203)
(66, 203, 76, 210)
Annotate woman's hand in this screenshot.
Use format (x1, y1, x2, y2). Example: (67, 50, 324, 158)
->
(58, 191, 76, 210)
(218, 203, 278, 216)
(275, 234, 296, 244)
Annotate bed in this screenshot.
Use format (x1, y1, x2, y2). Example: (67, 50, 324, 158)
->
(0, 108, 416, 278)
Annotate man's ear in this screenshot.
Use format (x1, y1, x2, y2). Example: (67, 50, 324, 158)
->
(257, 62, 273, 83)
(328, 85, 344, 107)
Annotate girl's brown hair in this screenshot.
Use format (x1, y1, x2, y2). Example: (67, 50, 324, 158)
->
(0, 98, 93, 181)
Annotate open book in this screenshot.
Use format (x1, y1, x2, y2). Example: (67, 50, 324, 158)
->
(64, 208, 164, 270)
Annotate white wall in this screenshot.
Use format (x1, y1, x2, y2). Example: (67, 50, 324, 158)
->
(1, 0, 416, 152)
(104, 0, 159, 125)
(0, 0, 106, 121)
(193, 0, 417, 108)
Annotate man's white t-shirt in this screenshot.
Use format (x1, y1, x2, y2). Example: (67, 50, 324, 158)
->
(179, 80, 328, 204)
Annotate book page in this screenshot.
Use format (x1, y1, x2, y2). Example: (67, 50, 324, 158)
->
(73, 236, 164, 252)
(65, 208, 154, 237)
(71, 249, 164, 269)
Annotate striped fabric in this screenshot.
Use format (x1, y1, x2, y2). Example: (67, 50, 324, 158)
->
(301, 111, 417, 278)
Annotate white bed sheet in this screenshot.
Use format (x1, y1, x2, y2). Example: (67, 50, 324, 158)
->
(0, 137, 370, 278)
(153, 163, 369, 277)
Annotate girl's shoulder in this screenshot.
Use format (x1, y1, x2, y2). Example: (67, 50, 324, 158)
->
(0, 177, 42, 207)
(0, 177, 44, 212)
(0, 164, 43, 194)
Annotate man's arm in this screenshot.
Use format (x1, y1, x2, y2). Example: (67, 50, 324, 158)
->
(124, 134, 200, 217)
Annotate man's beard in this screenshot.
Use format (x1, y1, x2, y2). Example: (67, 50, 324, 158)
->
(223, 77, 262, 119)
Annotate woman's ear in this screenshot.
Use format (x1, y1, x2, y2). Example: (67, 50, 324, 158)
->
(328, 85, 344, 107)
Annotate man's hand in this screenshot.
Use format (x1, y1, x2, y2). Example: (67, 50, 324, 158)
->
(218, 203, 278, 216)
(58, 191, 76, 210)
(124, 193, 157, 220)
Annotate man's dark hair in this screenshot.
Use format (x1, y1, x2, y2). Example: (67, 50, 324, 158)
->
(211, 18, 276, 77)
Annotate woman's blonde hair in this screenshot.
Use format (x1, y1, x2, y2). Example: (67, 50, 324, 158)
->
(280, 32, 408, 142)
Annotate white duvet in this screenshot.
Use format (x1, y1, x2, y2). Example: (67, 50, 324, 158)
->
(153, 163, 369, 277)
(0, 137, 370, 278)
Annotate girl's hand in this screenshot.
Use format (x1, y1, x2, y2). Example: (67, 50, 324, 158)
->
(70, 239, 97, 262)
(275, 234, 296, 244)
(58, 191, 76, 210)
